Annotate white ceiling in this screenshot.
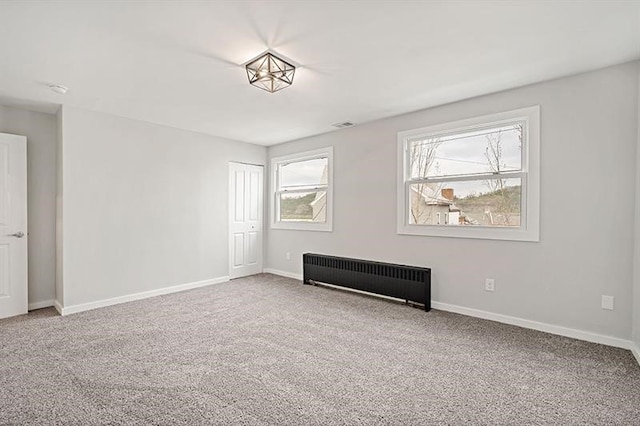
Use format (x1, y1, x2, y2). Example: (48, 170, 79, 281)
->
(1, 1, 639, 146)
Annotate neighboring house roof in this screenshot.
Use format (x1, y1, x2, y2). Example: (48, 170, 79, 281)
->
(312, 164, 329, 205)
(411, 184, 459, 210)
(310, 191, 325, 207)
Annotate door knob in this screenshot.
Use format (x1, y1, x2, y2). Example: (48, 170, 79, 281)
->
(8, 232, 24, 238)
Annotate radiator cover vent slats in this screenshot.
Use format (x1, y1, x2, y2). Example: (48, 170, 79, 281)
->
(303, 253, 431, 311)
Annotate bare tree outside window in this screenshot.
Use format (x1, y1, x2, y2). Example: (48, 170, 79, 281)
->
(481, 125, 522, 225)
(409, 138, 442, 224)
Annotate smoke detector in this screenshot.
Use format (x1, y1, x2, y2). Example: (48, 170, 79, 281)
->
(48, 84, 68, 94)
(332, 122, 355, 129)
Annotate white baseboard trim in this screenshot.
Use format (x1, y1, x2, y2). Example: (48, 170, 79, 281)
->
(263, 268, 303, 280)
(632, 342, 640, 367)
(431, 301, 632, 350)
(54, 300, 63, 315)
(28, 299, 54, 311)
(264, 268, 633, 351)
(58, 276, 230, 316)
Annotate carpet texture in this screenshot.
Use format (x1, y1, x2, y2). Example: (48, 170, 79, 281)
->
(1, 273, 639, 425)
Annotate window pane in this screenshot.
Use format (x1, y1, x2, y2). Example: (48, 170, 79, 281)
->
(280, 158, 328, 189)
(409, 178, 521, 227)
(409, 124, 522, 179)
(279, 191, 327, 222)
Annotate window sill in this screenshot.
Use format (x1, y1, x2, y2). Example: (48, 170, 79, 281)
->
(397, 224, 539, 242)
(272, 222, 333, 232)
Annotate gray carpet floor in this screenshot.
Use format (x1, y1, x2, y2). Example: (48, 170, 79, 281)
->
(1, 273, 639, 425)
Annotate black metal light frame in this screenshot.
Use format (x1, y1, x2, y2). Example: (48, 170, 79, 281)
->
(246, 52, 296, 93)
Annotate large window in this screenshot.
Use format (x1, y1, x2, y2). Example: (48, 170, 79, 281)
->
(271, 147, 333, 231)
(397, 106, 540, 241)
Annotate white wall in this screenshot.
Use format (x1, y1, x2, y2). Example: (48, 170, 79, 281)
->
(267, 62, 639, 341)
(0, 105, 57, 308)
(59, 106, 266, 308)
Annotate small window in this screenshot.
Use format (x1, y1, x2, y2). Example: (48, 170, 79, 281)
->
(271, 147, 333, 231)
(397, 106, 540, 241)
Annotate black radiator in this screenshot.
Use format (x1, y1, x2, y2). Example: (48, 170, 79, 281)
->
(302, 253, 431, 311)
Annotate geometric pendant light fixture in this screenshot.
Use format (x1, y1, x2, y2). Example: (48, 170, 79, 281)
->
(246, 51, 296, 93)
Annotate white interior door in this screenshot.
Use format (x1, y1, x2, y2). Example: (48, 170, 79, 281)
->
(0, 133, 27, 319)
(229, 162, 263, 279)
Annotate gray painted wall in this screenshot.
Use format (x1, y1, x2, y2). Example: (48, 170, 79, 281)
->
(59, 106, 266, 307)
(0, 105, 57, 307)
(267, 62, 639, 340)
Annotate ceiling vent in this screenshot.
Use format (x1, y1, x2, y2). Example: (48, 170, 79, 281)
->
(332, 122, 355, 129)
(48, 84, 68, 94)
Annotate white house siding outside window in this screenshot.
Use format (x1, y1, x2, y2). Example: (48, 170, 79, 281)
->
(397, 106, 540, 242)
(271, 147, 333, 232)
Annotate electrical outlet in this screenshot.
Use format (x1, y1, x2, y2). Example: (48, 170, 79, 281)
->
(485, 278, 495, 292)
(601, 295, 614, 310)
(286, 251, 291, 261)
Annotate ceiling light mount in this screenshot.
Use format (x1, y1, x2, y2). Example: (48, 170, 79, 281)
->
(246, 51, 295, 93)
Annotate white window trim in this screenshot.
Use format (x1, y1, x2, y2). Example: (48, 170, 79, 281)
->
(397, 106, 540, 242)
(270, 147, 334, 232)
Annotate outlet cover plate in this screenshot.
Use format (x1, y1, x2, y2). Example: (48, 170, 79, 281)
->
(485, 278, 495, 292)
(601, 295, 614, 310)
